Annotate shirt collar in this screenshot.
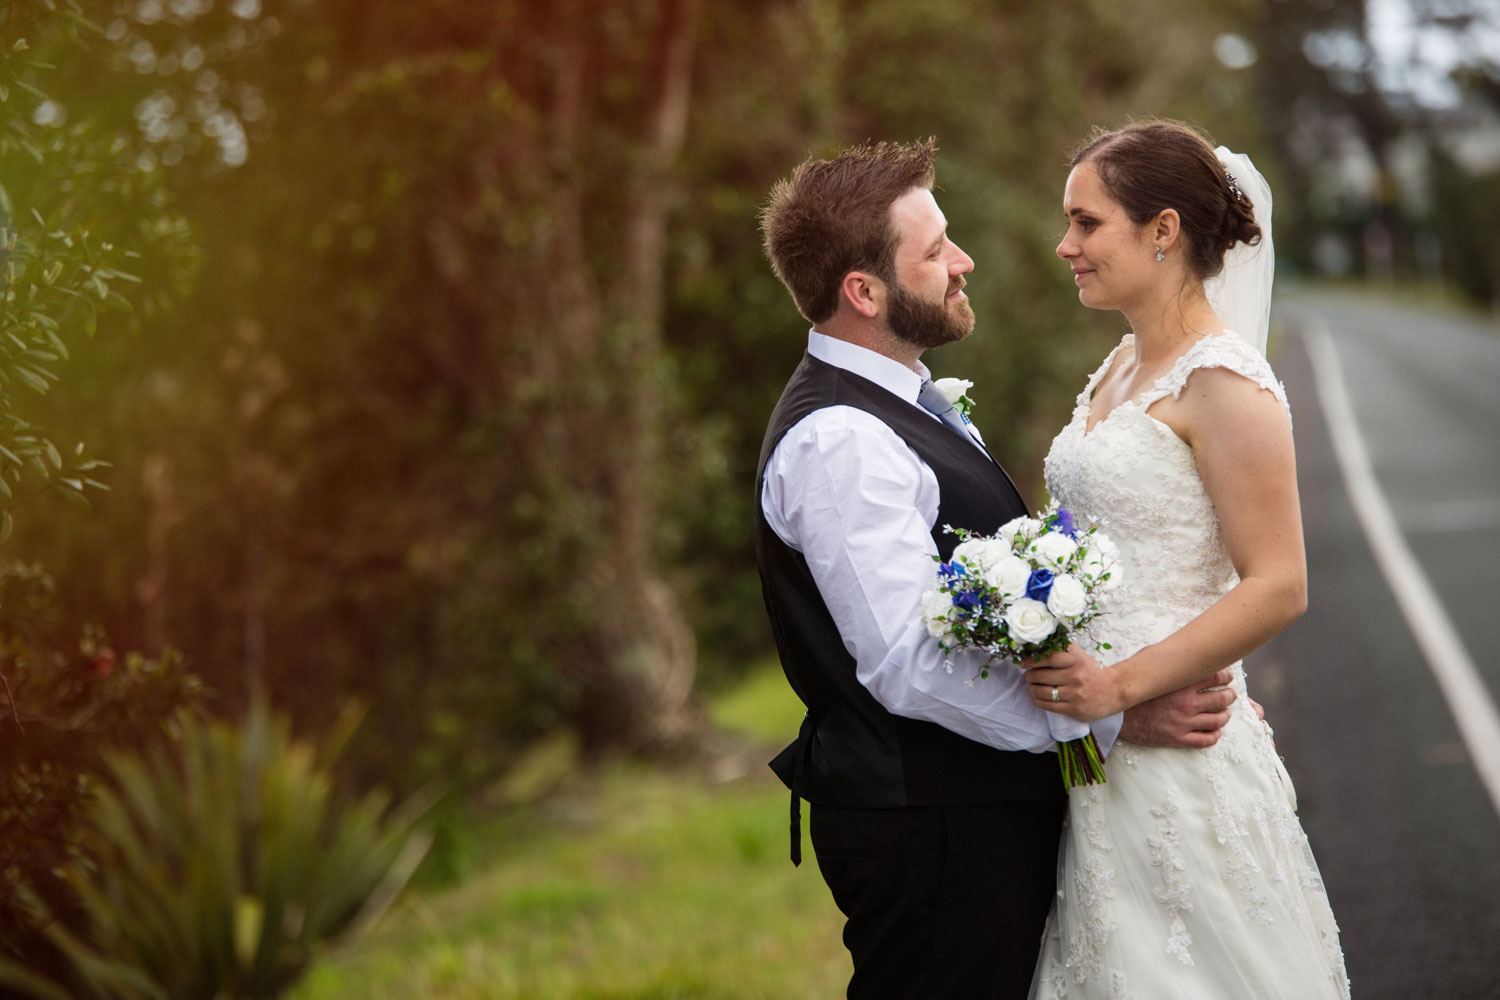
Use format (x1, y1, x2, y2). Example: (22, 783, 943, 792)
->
(806, 330, 929, 404)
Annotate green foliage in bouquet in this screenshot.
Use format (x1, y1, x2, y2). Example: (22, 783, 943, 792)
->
(0, 692, 432, 999)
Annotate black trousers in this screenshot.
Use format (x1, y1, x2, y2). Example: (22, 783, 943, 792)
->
(810, 799, 1067, 1000)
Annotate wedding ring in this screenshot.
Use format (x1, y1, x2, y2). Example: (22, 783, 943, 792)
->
(1050, 686, 1060, 703)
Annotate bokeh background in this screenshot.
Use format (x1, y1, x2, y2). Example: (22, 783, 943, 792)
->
(3, 0, 1499, 996)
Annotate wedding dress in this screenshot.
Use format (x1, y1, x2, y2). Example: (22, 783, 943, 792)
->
(1030, 331, 1351, 999)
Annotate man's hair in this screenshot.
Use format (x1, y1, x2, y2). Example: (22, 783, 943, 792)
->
(759, 138, 937, 324)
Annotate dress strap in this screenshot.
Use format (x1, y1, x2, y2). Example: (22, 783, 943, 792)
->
(1137, 331, 1290, 420)
(1076, 335, 1133, 410)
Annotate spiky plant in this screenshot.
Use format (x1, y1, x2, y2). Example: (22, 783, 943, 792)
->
(0, 693, 431, 999)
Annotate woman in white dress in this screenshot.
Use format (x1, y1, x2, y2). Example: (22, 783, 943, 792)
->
(1021, 120, 1351, 998)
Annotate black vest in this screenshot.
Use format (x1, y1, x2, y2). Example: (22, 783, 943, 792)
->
(756, 354, 1064, 811)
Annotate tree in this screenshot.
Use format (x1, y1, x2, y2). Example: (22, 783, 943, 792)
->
(0, 0, 202, 976)
(486, 0, 705, 754)
(6, 0, 1277, 798)
(0, 0, 149, 531)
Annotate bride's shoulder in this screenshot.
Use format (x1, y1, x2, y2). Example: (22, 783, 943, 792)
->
(1184, 329, 1265, 364)
(1172, 332, 1289, 413)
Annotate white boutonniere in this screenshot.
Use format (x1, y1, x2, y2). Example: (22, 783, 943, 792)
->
(933, 377, 976, 420)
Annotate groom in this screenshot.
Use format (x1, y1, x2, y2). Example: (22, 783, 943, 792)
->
(754, 138, 1237, 999)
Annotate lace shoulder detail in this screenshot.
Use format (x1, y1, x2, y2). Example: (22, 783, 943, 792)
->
(1075, 335, 1134, 410)
(1140, 331, 1289, 418)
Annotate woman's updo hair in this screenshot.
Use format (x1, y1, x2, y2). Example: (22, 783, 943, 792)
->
(1070, 119, 1260, 281)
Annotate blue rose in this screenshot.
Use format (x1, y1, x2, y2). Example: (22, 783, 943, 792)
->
(939, 560, 967, 580)
(951, 589, 984, 612)
(1025, 567, 1054, 603)
(1054, 509, 1077, 539)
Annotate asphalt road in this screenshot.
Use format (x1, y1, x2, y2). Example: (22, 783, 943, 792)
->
(1255, 288, 1500, 1000)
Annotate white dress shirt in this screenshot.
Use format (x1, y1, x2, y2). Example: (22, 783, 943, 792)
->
(761, 331, 1122, 756)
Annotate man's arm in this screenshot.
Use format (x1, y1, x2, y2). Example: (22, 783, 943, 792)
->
(1119, 669, 1236, 748)
(763, 405, 1123, 754)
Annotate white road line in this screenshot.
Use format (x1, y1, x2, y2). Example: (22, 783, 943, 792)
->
(1304, 321, 1500, 819)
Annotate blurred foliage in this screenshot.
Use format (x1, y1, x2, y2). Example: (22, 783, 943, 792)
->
(0, 692, 431, 1000)
(0, 0, 193, 533)
(5, 0, 1268, 806)
(0, 3, 207, 983)
(1255, 0, 1500, 298)
(1428, 150, 1500, 301)
(0, 560, 205, 984)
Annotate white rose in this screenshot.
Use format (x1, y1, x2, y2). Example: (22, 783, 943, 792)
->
(1004, 597, 1058, 644)
(932, 377, 973, 405)
(950, 538, 984, 568)
(999, 516, 1042, 548)
(1030, 530, 1078, 568)
(983, 553, 1033, 600)
(952, 537, 1011, 572)
(921, 587, 955, 640)
(1045, 574, 1088, 620)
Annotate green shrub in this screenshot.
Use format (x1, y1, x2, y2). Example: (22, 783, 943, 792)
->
(0, 561, 204, 975)
(0, 692, 432, 999)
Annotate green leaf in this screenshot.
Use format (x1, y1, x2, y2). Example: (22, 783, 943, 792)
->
(58, 485, 90, 511)
(11, 365, 49, 394)
(43, 327, 68, 359)
(0, 952, 74, 1000)
(233, 896, 265, 970)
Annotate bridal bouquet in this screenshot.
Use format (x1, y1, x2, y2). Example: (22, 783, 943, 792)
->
(920, 508, 1122, 788)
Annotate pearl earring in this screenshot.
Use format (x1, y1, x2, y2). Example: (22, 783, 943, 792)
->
(1154, 246, 1165, 262)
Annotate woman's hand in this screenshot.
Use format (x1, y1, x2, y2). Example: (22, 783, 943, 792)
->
(1023, 643, 1125, 722)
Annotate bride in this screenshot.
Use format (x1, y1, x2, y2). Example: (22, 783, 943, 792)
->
(1021, 120, 1351, 998)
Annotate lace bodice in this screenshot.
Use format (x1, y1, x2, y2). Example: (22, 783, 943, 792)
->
(1043, 332, 1290, 666)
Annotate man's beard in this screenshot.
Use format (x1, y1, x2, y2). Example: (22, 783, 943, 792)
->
(885, 276, 975, 350)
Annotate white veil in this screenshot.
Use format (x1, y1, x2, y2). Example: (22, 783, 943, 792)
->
(1203, 147, 1275, 356)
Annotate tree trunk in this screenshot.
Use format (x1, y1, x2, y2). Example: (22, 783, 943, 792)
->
(515, 0, 704, 756)
(587, 0, 703, 755)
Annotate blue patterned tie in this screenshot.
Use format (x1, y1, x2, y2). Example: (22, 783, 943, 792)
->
(917, 379, 974, 440)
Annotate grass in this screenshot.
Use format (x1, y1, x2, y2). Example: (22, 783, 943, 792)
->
(289, 661, 847, 1000)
